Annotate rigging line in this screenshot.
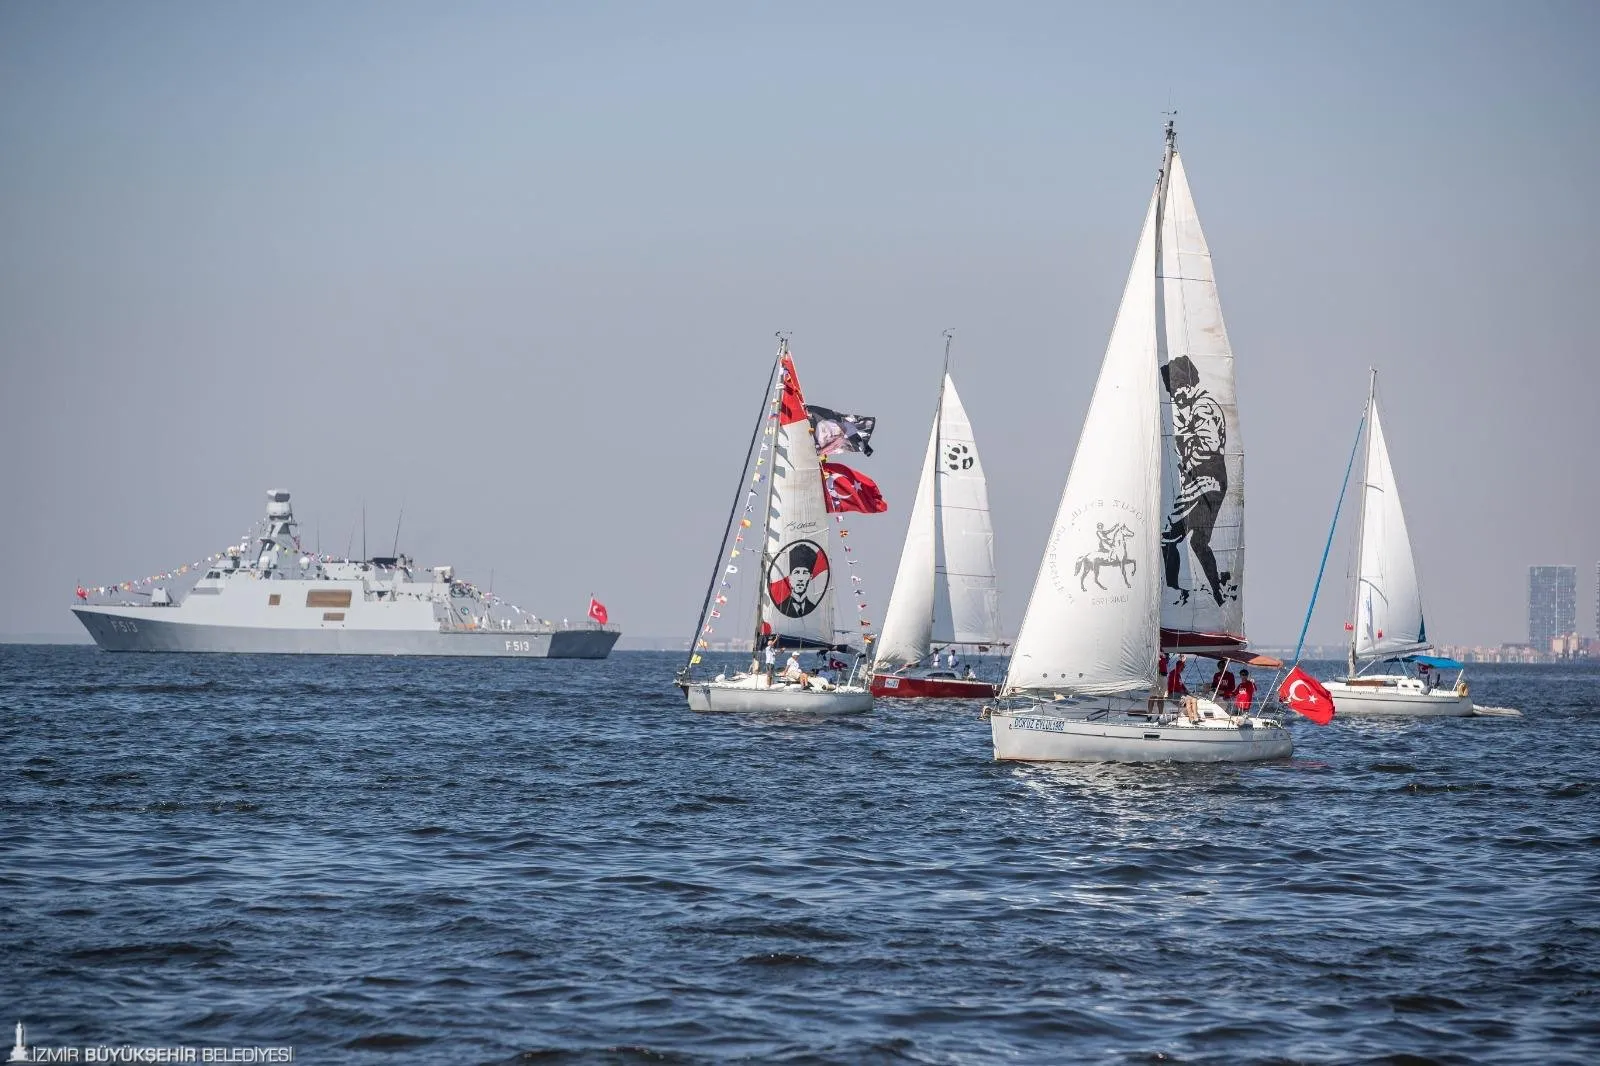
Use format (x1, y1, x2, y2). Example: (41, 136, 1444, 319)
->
(1290, 408, 1368, 667)
(679, 344, 783, 680)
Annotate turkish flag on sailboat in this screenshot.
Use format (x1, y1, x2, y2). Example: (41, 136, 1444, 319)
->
(1277, 665, 1335, 725)
(587, 597, 609, 625)
(822, 462, 888, 514)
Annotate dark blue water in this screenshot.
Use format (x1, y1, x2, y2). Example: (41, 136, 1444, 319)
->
(2, 646, 1597, 1064)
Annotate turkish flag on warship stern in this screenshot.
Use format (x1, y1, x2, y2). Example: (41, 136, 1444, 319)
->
(1277, 665, 1335, 725)
(588, 598, 609, 625)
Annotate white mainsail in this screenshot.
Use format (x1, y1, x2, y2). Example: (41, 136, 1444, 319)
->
(1354, 393, 1427, 658)
(876, 371, 1002, 666)
(1156, 152, 1246, 652)
(875, 407, 939, 666)
(1003, 189, 1163, 696)
(760, 352, 840, 648)
(934, 375, 1003, 647)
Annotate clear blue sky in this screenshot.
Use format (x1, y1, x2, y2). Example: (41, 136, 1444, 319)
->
(1, 1, 1594, 645)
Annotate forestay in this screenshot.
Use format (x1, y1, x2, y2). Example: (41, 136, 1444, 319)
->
(1003, 190, 1163, 696)
(1157, 152, 1247, 653)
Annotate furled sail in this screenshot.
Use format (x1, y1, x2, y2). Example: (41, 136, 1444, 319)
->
(1156, 151, 1247, 654)
(760, 353, 840, 648)
(876, 372, 1002, 667)
(1004, 190, 1163, 696)
(1354, 395, 1427, 658)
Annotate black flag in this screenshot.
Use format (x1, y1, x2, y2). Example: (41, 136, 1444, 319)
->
(807, 405, 876, 457)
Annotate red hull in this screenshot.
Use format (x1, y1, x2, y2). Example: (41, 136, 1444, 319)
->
(870, 673, 999, 699)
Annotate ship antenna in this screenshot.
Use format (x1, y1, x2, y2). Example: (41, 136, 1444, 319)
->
(392, 504, 405, 556)
(362, 503, 367, 563)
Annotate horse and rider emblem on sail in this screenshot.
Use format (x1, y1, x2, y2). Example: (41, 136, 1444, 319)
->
(1074, 521, 1137, 591)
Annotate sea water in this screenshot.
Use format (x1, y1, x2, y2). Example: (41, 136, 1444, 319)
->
(2, 646, 1596, 1064)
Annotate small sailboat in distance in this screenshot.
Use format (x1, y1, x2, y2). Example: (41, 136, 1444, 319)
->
(872, 331, 1006, 699)
(675, 336, 875, 714)
(986, 122, 1292, 763)
(1320, 370, 1473, 715)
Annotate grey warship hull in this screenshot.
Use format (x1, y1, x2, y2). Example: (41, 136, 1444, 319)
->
(71, 489, 621, 660)
(74, 606, 620, 658)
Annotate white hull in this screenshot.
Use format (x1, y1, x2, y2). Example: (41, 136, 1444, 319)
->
(989, 700, 1292, 763)
(1323, 678, 1474, 717)
(684, 678, 873, 715)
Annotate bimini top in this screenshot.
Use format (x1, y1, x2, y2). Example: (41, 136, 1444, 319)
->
(1398, 654, 1464, 670)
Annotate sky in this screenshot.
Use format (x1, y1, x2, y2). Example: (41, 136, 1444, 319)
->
(1, 1, 1595, 647)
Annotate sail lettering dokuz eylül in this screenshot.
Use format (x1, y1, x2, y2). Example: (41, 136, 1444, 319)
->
(676, 337, 874, 713)
(987, 121, 1293, 762)
(871, 331, 1006, 699)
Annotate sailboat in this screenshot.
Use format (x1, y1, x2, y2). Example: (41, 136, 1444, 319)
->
(675, 337, 875, 714)
(871, 332, 1006, 699)
(986, 122, 1292, 763)
(1320, 371, 1472, 715)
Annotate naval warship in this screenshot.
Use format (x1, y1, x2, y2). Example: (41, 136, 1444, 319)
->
(72, 490, 620, 658)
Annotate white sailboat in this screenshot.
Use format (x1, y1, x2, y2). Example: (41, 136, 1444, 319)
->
(872, 332, 1005, 699)
(987, 123, 1292, 763)
(1321, 372, 1472, 715)
(676, 337, 874, 714)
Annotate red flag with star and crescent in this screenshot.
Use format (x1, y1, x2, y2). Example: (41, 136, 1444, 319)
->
(822, 462, 888, 514)
(1278, 665, 1335, 725)
(588, 597, 609, 625)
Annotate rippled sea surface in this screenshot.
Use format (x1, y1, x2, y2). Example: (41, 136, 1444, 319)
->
(2, 646, 1597, 1064)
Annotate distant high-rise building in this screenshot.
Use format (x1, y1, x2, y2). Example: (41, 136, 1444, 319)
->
(1529, 566, 1577, 647)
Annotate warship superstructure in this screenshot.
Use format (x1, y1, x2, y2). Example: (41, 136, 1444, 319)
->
(72, 490, 620, 658)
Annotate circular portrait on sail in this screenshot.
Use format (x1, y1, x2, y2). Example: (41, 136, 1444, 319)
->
(767, 540, 830, 618)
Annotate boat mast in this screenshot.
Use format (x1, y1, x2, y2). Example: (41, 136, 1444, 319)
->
(929, 329, 953, 651)
(679, 339, 784, 679)
(751, 334, 790, 653)
(1152, 117, 1176, 347)
(1349, 368, 1377, 676)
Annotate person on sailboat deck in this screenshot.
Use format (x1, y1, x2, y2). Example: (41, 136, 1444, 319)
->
(1233, 670, 1255, 713)
(1148, 653, 1172, 713)
(1211, 665, 1237, 700)
(763, 636, 777, 681)
(1167, 656, 1189, 698)
(947, 649, 959, 671)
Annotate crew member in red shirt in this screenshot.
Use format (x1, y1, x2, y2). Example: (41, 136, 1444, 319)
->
(1217, 668, 1237, 700)
(1233, 669, 1256, 714)
(1167, 656, 1189, 697)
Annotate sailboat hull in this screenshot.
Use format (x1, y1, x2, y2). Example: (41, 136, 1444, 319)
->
(1322, 678, 1474, 717)
(685, 680, 874, 715)
(988, 703, 1293, 763)
(871, 672, 998, 699)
